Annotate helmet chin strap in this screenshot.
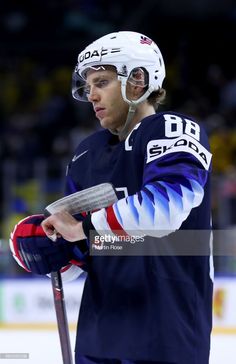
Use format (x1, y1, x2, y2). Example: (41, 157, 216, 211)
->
(109, 103, 137, 141)
(109, 76, 154, 140)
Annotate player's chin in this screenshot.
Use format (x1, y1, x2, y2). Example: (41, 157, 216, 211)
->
(99, 117, 115, 130)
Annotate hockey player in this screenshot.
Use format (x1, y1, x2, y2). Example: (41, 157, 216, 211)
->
(10, 31, 213, 364)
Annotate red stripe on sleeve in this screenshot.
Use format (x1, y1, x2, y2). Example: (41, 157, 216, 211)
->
(70, 259, 85, 267)
(106, 205, 129, 237)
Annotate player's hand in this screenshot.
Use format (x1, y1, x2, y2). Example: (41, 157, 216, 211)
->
(42, 211, 87, 242)
(9, 214, 76, 275)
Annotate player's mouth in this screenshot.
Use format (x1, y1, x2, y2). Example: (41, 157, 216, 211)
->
(94, 107, 106, 119)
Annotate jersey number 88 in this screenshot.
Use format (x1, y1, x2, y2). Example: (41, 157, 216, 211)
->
(164, 114, 200, 141)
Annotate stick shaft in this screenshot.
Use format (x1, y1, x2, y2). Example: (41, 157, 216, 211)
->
(51, 271, 73, 364)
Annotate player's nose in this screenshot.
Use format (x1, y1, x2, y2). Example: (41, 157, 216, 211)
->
(87, 85, 100, 102)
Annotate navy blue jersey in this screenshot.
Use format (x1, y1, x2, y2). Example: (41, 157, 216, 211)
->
(66, 112, 213, 363)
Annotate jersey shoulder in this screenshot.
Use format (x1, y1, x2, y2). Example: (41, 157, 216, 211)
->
(136, 111, 212, 171)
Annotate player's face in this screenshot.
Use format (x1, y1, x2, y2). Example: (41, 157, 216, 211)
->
(85, 67, 129, 131)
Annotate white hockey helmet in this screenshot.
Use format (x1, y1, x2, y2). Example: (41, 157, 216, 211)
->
(72, 31, 166, 105)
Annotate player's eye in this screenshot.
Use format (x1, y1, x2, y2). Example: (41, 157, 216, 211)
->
(83, 79, 110, 98)
(94, 79, 109, 88)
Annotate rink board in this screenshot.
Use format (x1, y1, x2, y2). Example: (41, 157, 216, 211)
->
(0, 276, 236, 334)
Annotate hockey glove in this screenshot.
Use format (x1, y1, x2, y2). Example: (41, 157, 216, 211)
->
(9, 214, 88, 275)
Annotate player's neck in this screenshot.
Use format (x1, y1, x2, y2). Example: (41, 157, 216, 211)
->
(135, 103, 155, 123)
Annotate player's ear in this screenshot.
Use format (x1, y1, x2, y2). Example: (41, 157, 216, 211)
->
(126, 67, 148, 101)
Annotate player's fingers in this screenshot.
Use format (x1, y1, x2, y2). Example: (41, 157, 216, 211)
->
(41, 213, 71, 240)
(42, 212, 84, 242)
(41, 217, 57, 237)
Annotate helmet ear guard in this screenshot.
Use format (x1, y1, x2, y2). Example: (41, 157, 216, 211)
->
(119, 67, 155, 105)
(127, 67, 148, 88)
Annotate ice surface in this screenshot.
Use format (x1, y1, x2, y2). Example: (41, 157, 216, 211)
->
(0, 329, 235, 364)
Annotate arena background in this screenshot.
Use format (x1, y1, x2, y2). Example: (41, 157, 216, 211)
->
(0, 1, 236, 363)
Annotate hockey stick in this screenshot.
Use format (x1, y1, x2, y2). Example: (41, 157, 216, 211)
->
(46, 183, 117, 364)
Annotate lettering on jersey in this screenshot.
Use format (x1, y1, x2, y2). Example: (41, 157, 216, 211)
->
(79, 48, 121, 64)
(146, 135, 212, 170)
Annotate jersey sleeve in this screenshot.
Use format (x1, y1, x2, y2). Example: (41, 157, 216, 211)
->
(91, 113, 212, 238)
